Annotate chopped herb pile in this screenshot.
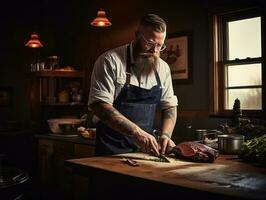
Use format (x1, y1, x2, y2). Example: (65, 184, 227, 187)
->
(239, 134, 266, 166)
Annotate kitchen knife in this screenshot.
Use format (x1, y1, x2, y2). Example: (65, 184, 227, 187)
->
(122, 154, 170, 163)
(158, 154, 171, 163)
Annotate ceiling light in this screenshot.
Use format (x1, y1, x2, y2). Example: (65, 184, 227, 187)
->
(91, 10, 112, 27)
(25, 33, 43, 48)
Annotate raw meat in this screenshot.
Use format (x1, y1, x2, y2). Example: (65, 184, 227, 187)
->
(171, 142, 219, 162)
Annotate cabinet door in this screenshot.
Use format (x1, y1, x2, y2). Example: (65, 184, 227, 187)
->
(53, 140, 74, 198)
(72, 144, 95, 200)
(38, 139, 54, 187)
(38, 139, 95, 199)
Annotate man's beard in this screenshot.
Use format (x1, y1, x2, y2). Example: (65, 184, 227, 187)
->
(134, 53, 159, 76)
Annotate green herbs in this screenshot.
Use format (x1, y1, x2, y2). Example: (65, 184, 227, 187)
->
(148, 158, 167, 162)
(147, 155, 170, 163)
(239, 134, 266, 166)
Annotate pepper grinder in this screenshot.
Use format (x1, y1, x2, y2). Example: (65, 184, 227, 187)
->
(233, 98, 242, 128)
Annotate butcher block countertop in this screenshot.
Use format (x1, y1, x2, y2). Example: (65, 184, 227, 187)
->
(65, 153, 266, 200)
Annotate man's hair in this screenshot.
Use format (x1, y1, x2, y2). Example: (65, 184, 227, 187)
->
(139, 14, 166, 33)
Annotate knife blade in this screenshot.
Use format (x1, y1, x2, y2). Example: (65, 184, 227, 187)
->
(158, 154, 171, 163)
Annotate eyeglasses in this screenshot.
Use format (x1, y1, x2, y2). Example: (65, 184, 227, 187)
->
(141, 34, 166, 51)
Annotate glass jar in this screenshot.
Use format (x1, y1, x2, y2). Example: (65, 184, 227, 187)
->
(47, 56, 59, 70)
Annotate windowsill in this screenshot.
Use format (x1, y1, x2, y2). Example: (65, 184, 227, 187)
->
(209, 112, 265, 119)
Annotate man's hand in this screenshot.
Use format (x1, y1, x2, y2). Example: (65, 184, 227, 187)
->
(90, 102, 160, 155)
(132, 128, 160, 156)
(159, 134, 176, 155)
(160, 106, 177, 154)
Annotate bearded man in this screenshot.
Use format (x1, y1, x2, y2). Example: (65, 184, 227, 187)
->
(89, 14, 178, 156)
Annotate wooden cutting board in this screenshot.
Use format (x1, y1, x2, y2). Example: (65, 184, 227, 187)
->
(114, 152, 172, 162)
(113, 152, 222, 171)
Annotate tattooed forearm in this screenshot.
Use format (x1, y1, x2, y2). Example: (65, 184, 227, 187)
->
(90, 102, 138, 136)
(161, 106, 177, 137)
(162, 106, 177, 124)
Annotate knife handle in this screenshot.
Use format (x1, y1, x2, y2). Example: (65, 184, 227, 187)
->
(122, 158, 139, 167)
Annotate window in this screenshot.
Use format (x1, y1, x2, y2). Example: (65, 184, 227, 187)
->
(210, 8, 264, 117)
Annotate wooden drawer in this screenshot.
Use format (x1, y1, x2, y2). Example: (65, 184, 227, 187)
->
(53, 140, 74, 156)
(38, 139, 53, 153)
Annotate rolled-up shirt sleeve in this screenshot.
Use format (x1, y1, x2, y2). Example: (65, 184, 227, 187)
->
(89, 54, 116, 105)
(160, 63, 178, 109)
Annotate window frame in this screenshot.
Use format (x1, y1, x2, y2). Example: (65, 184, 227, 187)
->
(209, 7, 265, 117)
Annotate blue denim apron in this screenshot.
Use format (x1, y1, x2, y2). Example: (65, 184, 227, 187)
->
(95, 45, 162, 156)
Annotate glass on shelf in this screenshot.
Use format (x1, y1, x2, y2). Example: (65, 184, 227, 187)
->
(47, 56, 59, 70)
(30, 61, 45, 72)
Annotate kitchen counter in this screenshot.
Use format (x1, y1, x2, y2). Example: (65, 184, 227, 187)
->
(35, 133, 95, 145)
(65, 152, 266, 200)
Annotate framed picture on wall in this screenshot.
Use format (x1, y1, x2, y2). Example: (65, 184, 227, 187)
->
(161, 31, 192, 83)
(0, 87, 13, 106)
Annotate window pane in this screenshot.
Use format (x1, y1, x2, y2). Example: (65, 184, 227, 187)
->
(227, 64, 262, 87)
(225, 88, 262, 110)
(228, 17, 261, 60)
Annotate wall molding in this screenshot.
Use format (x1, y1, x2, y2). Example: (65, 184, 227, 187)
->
(177, 110, 210, 118)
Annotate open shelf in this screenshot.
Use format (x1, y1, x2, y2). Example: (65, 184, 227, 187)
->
(41, 102, 87, 106)
(29, 68, 88, 132)
(30, 70, 84, 78)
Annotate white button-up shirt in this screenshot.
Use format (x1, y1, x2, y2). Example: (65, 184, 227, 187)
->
(89, 43, 178, 109)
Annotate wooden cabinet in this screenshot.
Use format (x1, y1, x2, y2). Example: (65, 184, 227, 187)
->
(29, 70, 89, 132)
(37, 138, 94, 199)
(38, 139, 54, 189)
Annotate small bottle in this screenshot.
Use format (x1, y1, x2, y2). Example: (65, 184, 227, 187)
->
(39, 62, 45, 71)
(30, 63, 36, 72)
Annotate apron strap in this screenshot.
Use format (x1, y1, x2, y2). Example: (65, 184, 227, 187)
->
(126, 45, 132, 85)
(154, 69, 162, 88)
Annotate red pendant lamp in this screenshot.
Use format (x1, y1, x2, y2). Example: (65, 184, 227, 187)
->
(25, 33, 43, 48)
(91, 10, 112, 27)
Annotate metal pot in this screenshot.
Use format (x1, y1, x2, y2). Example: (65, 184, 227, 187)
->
(194, 129, 219, 141)
(218, 134, 245, 154)
(195, 129, 208, 141)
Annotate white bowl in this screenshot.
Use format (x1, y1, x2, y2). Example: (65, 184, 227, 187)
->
(47, 118, 86, 134)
